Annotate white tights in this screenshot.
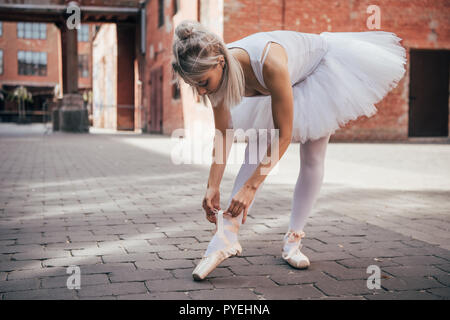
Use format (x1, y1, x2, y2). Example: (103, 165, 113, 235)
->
(204, 132, 331, 257)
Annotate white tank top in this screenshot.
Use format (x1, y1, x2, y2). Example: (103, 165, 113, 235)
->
(226, 30, 329, 89)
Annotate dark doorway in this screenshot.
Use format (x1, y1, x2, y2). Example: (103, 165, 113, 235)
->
(149, 66, 163, 133)
(409, 49, 449, 137)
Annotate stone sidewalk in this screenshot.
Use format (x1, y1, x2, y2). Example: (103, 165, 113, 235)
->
(0, 123, 449, 300)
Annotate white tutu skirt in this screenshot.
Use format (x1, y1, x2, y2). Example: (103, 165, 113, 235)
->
(230, 31, 407, 143)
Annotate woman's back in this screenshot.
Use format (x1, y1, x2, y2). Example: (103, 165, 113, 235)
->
(226, 30, 329, 89)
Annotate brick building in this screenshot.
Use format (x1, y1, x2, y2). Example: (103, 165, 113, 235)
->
(0, 0, 448, 141)
(0, 20, 94, 123)
(146, 0, 449, 142)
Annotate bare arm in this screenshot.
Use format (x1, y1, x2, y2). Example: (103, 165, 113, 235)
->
(206, 99, 234, 189)
(244, 55, 294, 190)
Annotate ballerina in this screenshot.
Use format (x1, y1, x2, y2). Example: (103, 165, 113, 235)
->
(171, 20, 406, 281)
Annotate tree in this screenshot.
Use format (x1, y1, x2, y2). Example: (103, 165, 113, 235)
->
(9, 86, 33, 124)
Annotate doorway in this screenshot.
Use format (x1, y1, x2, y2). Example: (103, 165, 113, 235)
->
(409, 49, 449, 137)
(149, 66, 163, 133)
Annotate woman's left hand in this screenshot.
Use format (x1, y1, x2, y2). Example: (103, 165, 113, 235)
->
(225, 184, 257, 224)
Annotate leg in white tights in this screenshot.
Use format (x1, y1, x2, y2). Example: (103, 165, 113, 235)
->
(204, 132, 331, 257)
(289, 133, 331, 231)
(283, 133, 331, 253)
(204, 133, 270, 256)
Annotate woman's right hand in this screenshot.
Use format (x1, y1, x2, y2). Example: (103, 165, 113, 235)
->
(202, 187, 221, 224)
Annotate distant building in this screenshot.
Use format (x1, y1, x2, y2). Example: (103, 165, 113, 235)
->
(0, 0, 448, 141)
(0, 20, 94, 123)
(142, 0, 450, 141)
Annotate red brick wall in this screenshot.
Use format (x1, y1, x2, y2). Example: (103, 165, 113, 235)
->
(224, 0, 450, 141)
(0, 21, 60, 87)
(144, 0, 184, 135)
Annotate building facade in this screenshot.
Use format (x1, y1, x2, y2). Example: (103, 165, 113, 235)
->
(0, 20, 94, 123)
(0, 0, 448, 142)
(144, 0, 449, 142)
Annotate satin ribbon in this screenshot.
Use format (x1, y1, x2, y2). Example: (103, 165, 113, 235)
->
(212, 208, 224, 236)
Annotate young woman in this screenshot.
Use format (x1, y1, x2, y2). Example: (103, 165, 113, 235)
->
(171, 20, 406, 280)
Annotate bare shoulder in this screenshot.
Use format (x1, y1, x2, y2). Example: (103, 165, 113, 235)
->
(262, 42, 290, 90)
(262, 42, 288, 71)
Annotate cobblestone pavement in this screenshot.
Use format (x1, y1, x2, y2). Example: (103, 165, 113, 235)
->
(0, 123, 449, 300)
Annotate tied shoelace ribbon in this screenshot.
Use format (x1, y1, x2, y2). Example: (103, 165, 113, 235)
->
(283, 230, 306, 259)
(285, 230, 306, 242)
(212, 208, 225, 237)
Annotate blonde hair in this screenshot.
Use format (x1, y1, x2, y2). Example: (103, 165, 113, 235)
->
(171, 20, 245, 109)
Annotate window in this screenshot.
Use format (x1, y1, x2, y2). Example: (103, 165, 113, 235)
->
(39, 23, 46, 39)
(17, 22, 46, 39)
(18, 50, 47, 76)
(0, 22, 3, 37)
(78, 54, 89, 78)
(158, 0, 164, 27)
(0, 50, 3, 75)
(78, 24, 89, 42)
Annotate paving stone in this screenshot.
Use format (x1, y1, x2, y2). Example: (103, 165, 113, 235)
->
(3, 288, 78, 300)
(9, 250, 70, 261)
(41, 273, 110, 289)
(314, 278, 374, 296)
(77, 263, 136, 275)
(391, 255, 449, 266)
(308, 251, 355, 261)
(312, 295, 366, 300)
(432, 274, 450, 286)
(255, 284, 325, 300)
(425, 287, 450, 299)
(208, 275, 278, 289)
(1, 127, 449, 300)
(117, 292, 189, 300)
(188, 288, 259, 300)
(158, 250, 204, 260)
(337, 257, 401, 269)
(310, 261, 371, 281)
(145, 278, 214, 292)
(364, 290, 442, 300)
(76, 282, 148, 298)
(0, 260, 42, 272)
(380, 276, 446, 291)
(109, 269, 172, 282)
(0, 278, 40, 292)
(42, 256, 102, 267)
(135, 259, 194, 270)
(270, 270, 333, 285)
(350, 248, 404, 259)
(434, 264, 450, 273)
(101, 253, 158, 263)
(173, 266, 233, 279)
(0, 244, 42, 254)
(382, 265, 449, 278)
(45, 242, 98, 250)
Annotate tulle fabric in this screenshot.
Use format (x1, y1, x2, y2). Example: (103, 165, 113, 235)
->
(230, 31, 407, 143)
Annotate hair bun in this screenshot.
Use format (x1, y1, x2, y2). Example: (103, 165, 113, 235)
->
(175, 20, 199, 40)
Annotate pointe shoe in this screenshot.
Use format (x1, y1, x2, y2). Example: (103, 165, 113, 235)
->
(192, 210, 242, 281)
(282, 230, 310, 269)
